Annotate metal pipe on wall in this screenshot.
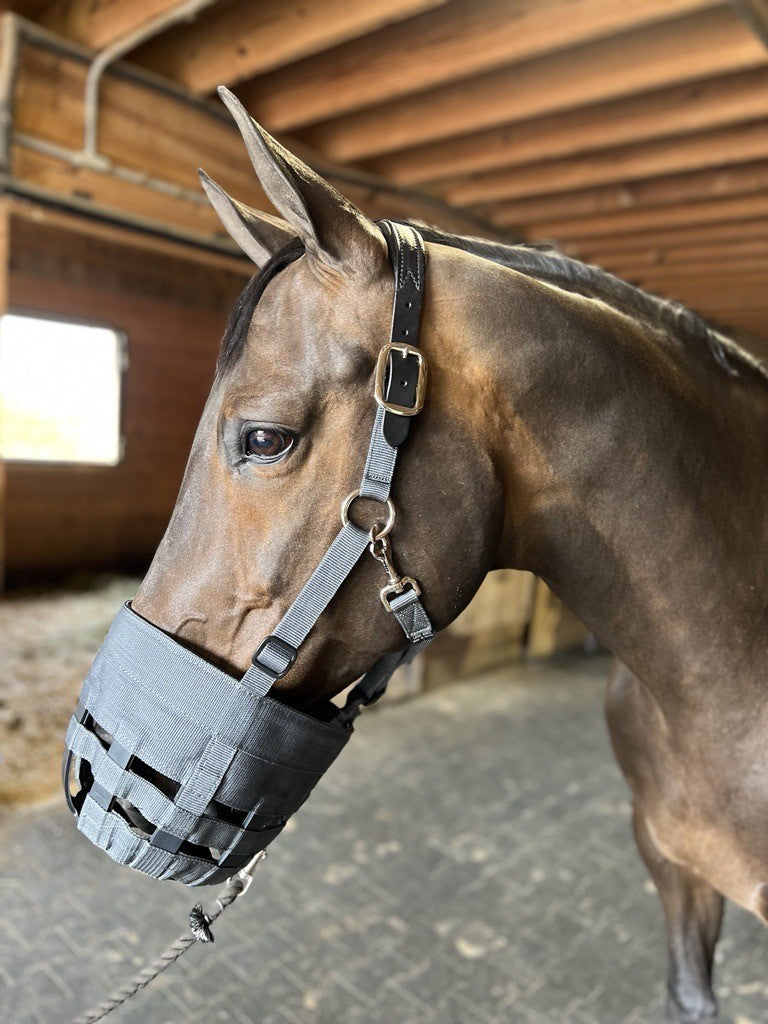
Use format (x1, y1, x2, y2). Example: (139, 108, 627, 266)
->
(0, 13, 510, 253)
(82, 0, 219, 165)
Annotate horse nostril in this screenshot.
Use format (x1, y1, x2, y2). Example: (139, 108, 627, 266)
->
(172, 612, 209, 634)
(114, 797, 153, 837)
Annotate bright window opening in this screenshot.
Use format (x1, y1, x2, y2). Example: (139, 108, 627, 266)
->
(0, 314, 124, 465)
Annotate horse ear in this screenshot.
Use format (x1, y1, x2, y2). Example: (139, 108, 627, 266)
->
(217, 86, 386, 276)
(198, 169, 295, 268)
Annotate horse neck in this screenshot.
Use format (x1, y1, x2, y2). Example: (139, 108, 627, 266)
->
(434, 248, 768, 695)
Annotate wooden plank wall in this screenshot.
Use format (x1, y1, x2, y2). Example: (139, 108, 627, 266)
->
(5, 1, 768, 352)
(8, 36, 498, 248)
(3, 205, 248, 578)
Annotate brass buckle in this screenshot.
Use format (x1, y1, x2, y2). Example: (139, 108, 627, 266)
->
(374, 343, 427, 417)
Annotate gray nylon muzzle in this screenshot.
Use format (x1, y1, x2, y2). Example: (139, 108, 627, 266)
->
(64, 603, 352, 886)
(62, 222, 435, 887)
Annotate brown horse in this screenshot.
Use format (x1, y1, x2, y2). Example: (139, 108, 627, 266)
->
(133, 89, 768, 1023)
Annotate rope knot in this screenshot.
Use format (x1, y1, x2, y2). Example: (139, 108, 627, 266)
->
(189, 904, 214, 943)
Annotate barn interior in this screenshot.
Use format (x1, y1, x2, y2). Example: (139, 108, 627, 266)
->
(1, 3, 767, 1022)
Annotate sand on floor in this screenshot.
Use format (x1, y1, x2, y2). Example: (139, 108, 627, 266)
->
(0, 576, 139, 807)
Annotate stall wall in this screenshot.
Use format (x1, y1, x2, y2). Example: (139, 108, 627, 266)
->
(4, 209, 247, 579)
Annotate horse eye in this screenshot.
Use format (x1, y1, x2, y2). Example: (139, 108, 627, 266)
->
(244, 427, 294, 462)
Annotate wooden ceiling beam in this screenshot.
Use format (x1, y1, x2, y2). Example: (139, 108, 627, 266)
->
(299, 6, 765, 163)
(449, 121, 768, 207)
(731, 0, 768, 46)
(485, 163, 768, 230)
(593, 238, 768, 273)
(619, 259, 768, 282)
(7, 194, 250, 274)
(132, 0, 445, 94)
(573, 217, 768, 257)
(514, 194, 768, 242)
(619, 275, 768, 307)
(604, 260, 768, 287)
(364, 65, 768, 187)
(14, 44, 271, 212)
(39, 0, 186, 50)
(10, 42, 499, 251)
(238, 0, 716, 133)
(0, 1, 55, 19)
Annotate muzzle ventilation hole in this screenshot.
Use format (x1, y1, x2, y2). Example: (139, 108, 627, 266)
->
(72, 712, 286, 865)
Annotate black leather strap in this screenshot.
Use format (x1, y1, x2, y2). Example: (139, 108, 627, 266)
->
(378, 221, 426, 448)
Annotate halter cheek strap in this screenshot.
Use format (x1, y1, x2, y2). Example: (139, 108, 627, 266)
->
(241, 221, 434, 715)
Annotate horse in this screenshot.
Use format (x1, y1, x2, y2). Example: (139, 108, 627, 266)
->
(130, 88, 768, 1023)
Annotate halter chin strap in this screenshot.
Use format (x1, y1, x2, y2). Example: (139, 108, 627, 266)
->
(241, 220, 435, 717)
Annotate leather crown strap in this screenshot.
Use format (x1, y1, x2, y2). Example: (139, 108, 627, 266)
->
(241, 221, 434, 722)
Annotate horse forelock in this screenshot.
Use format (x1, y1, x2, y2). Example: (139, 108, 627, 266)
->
(218, 238, 305, 372)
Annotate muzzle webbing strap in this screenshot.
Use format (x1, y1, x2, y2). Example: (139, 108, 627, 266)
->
(63, 221, 435, 886)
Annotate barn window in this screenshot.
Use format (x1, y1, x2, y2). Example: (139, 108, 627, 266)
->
(0, 313, 125, 465)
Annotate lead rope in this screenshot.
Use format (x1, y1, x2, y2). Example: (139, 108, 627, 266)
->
(72, 851, 266, 1024)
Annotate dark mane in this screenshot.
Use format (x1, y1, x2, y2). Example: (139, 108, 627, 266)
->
(404, 220, 768, 385)
(219, 221, 767, 386)
(218, 238, 305, 371)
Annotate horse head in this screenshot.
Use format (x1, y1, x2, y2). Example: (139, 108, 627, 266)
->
(132, 88, 504, 707)
(62, 89, 504, 884)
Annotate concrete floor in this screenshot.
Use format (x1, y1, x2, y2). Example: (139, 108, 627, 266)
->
(1, 655, 767, 1024)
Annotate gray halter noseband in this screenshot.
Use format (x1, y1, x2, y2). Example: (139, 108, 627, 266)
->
(62, 221, 435, 886)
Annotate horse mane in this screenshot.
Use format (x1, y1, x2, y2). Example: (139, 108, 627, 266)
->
(219, 219, 767, 386)
(404, 220, 768, 387)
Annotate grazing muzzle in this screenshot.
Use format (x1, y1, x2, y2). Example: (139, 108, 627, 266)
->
(62, 222, 436, 886)
(63, 603, 353, 885)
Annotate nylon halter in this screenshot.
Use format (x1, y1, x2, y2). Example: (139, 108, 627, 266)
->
(62, 221, 435, 885)
(241, 220, 434, 712)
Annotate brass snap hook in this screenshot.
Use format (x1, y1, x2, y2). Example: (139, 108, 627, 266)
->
(368, 533, 422, 611)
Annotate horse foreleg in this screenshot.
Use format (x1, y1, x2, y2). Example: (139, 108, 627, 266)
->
(632, 804, 724, 1023)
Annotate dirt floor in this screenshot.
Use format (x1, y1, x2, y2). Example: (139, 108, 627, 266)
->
(0, 576, 139, 808)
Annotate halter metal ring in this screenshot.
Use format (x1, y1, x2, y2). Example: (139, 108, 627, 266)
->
(341, 489, 395, 540)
